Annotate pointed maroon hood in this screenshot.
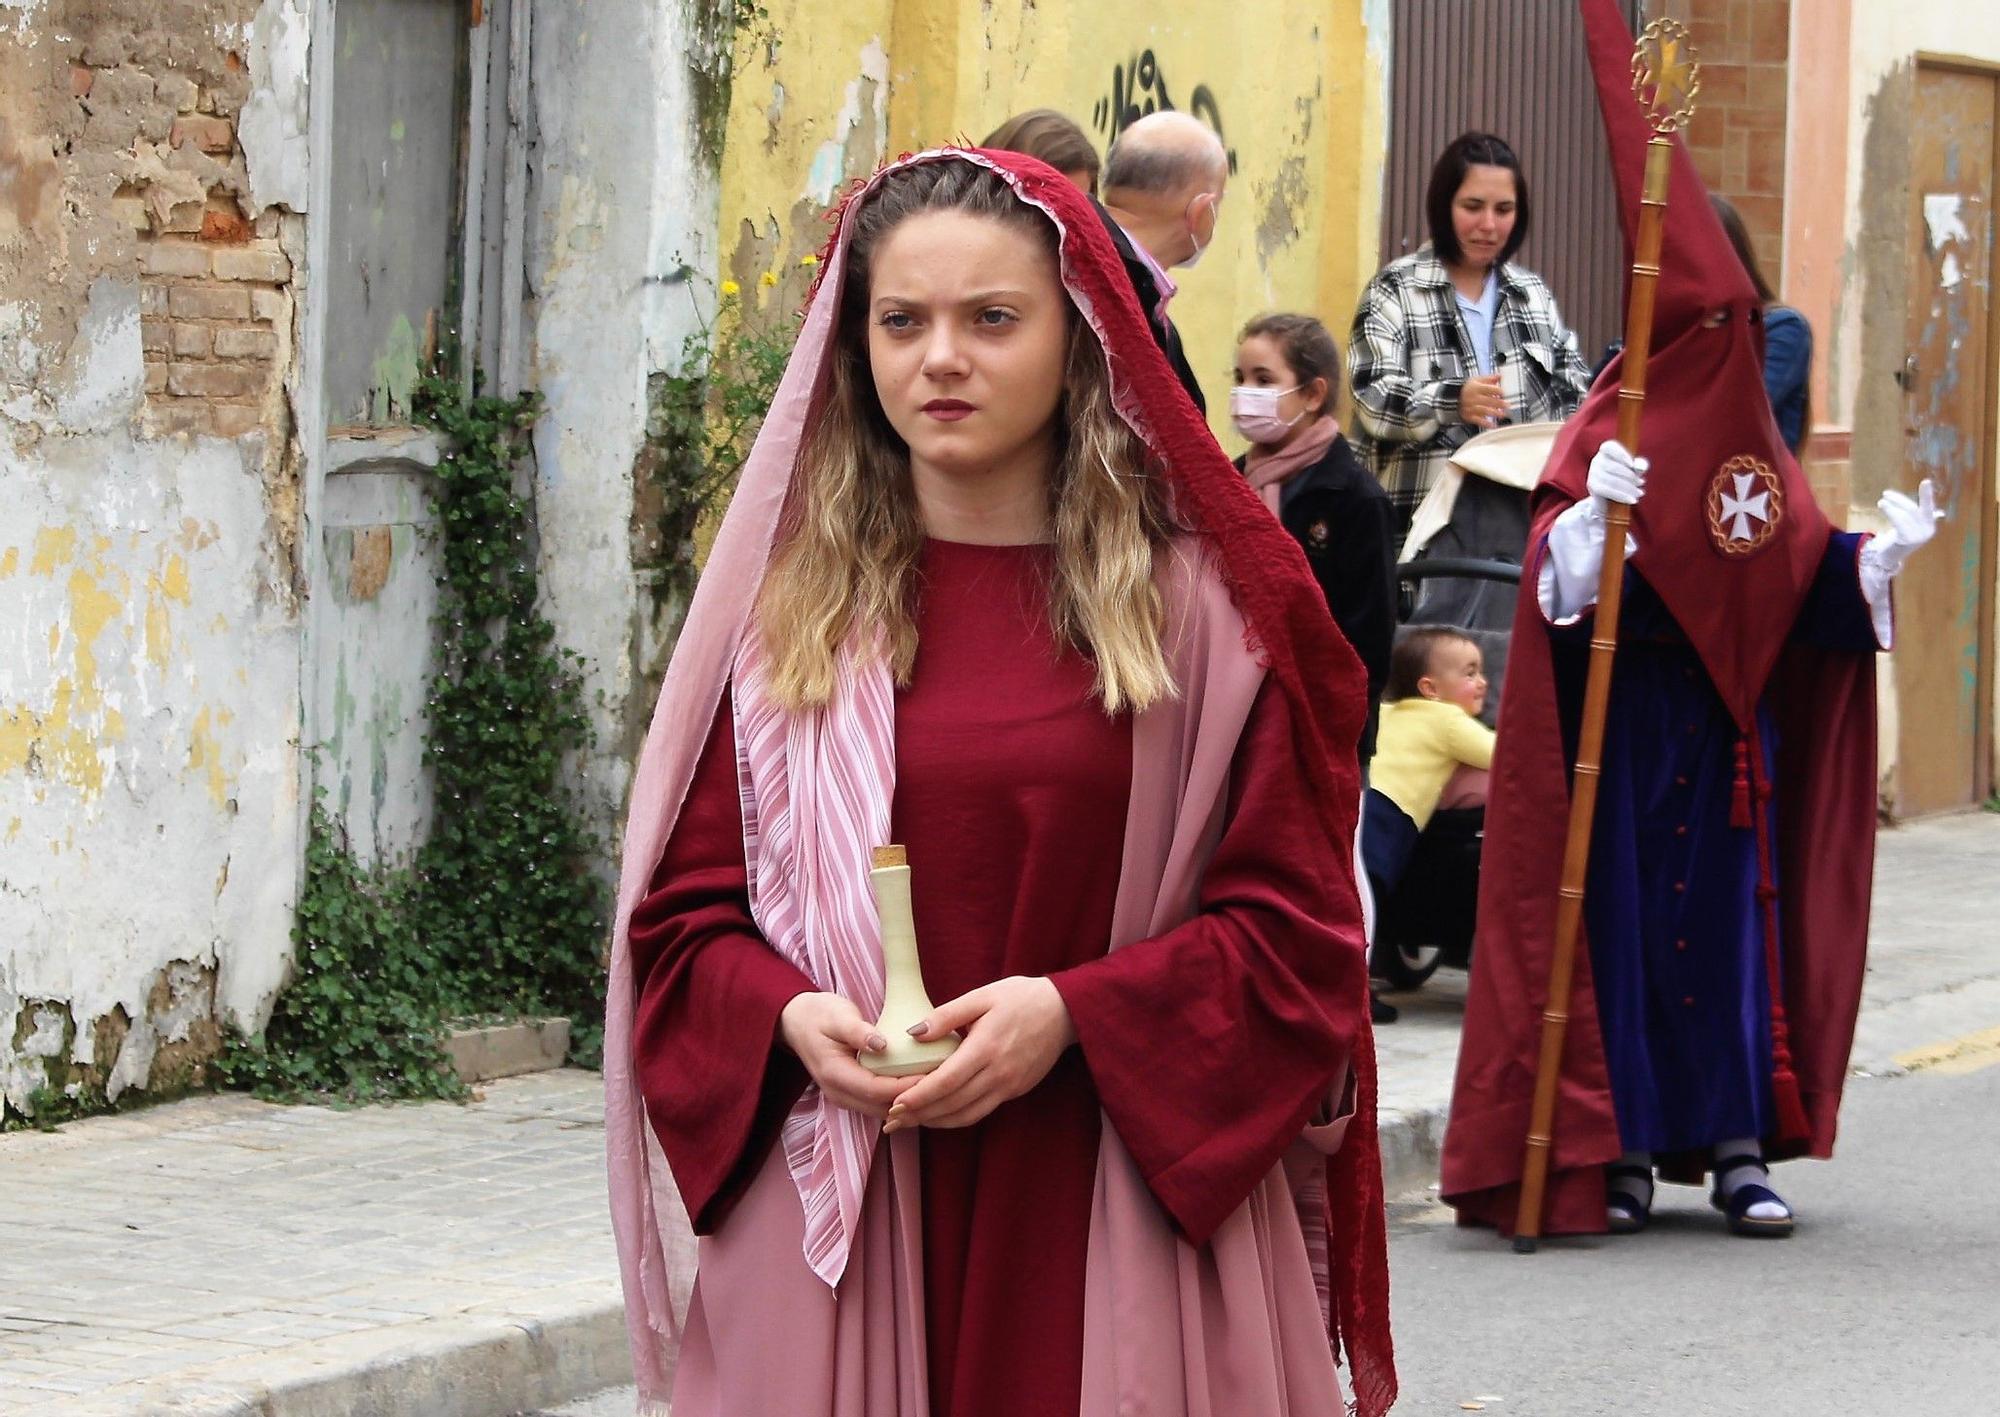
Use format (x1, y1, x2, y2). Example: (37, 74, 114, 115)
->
(1538, 0, 1832, 730)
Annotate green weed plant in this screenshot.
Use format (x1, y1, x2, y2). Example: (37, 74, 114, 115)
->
(223, 368, 606, 1103)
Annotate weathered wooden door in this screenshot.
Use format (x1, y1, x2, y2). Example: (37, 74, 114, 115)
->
(1894, 66, 1998, 816)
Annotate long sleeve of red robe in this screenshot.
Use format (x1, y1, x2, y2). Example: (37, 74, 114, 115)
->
(1049, 672, 1357, 1246)
(630, 540, 1356, 1417)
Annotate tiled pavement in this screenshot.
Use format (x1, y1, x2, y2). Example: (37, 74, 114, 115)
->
(0, 1071, 630, 1415)
(4, 813, 1995, 1416)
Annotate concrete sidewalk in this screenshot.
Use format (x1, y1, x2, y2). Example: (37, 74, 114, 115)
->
(1, 1071, 633, 1417)
(6, 813, 1995, 1416)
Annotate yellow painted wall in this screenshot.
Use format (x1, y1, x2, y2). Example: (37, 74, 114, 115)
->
(717, 0, 1386, 444)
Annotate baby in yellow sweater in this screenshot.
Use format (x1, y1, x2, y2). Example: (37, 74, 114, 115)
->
(1363, 627, 1496, 901)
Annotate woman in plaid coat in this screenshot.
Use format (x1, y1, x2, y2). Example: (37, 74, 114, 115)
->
(1348, 132, 1591, 538)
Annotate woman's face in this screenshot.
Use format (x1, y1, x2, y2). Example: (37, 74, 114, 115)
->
(1450, 163, 1518, 272)
(866, 210, 1069, 489)
(1231, 333, 1322, 427)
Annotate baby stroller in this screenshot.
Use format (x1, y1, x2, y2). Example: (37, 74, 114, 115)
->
(1370, 423, 1560, 990)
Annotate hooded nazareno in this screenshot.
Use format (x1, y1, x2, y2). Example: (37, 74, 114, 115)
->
(603, 148, 1396, 1414)
(1441, 0, 1882, 1233)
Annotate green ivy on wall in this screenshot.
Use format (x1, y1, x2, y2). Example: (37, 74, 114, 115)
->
(223, 367, 607, 1103)
(646, 280, 797, 604)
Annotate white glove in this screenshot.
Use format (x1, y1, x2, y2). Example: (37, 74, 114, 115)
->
(1867, 479, 1942, 577)
(1541, 440, 1646, 622)
(1858, 479, 1943, 648)
(1586, 438, 1648, 516)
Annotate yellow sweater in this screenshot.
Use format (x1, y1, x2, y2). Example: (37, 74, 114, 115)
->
(1370, 697, 1497, 831)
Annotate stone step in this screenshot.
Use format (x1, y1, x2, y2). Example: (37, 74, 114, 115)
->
(445, 1017, 572, 1084)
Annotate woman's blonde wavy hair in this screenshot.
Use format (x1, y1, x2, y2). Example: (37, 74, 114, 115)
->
(756, 159, 1179, 715)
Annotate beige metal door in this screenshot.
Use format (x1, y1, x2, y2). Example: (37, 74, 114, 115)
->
(1894, 66, 1999, 816)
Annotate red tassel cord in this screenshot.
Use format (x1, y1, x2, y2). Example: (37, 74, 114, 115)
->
(1746, 731, 1811, 1143)
(1730, 738, 1753, 829)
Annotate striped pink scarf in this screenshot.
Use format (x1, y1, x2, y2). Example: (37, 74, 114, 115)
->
(729, 635, 896, 1287)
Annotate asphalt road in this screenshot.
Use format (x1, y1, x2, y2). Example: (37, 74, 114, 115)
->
(1385, 1059, 2000, 1417)
(543, 1058, 1998, 1417)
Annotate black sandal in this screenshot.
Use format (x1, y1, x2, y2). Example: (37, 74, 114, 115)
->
(1605, 1162, 1655, 1235)
(1709, 1155, 1795, 1238)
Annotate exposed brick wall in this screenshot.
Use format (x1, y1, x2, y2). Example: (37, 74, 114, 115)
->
(55, 31, 297, 446)
(139, 226, 290, 440)
(1659, 0, 1792, 285)
(1654, 0, 1856, 500)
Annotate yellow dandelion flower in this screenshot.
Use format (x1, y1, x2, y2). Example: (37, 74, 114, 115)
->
(799, 253, 819, 267)
(760, 271, 779, 287)
(720, 278, 741, 296)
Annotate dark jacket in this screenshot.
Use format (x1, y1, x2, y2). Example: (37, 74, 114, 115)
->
(1762, 305, 1812, 453)
(1237, 431, 1397, 761)
(1094, 200, 1206, 414)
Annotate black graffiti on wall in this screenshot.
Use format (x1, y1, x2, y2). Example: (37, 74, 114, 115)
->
(1091, 49, 1239, 175)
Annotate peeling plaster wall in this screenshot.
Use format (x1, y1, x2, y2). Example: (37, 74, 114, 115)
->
(0, 0, 307, 1116)
(716, 0, 1384, 445)
(1825, 9, 2000, 800)
(524, 0, 723, 841)
(1835, 9, 2000, 497)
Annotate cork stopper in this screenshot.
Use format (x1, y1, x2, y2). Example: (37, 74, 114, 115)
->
(871, 845, 908, 869)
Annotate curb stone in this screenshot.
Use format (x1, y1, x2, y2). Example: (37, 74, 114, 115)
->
(1378, 1103, 1449, 1201)
(26, 1109, 1444, 1417)
(32, 1296, 630, 1417)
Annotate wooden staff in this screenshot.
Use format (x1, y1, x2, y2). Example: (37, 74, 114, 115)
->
(1513, 23, 1699, 1254)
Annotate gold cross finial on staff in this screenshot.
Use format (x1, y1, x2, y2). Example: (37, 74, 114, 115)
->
(1632, 18, 1701, 133)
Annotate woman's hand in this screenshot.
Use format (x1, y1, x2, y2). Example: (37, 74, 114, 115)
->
(778, 992, 918, 1119)
(883, 977, 1077, 1133)
(1459, 372, 1505, 428)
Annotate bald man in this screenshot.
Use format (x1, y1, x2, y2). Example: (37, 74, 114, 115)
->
(1098, 111, 1229, 414)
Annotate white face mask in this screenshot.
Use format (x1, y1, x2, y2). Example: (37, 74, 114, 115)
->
(1229, 384, 1302, 444)
(1179, 193, 1218, 269)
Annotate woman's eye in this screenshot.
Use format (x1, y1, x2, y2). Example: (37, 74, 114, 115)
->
(975, 307, 1017, 327)
(878, 312, 915, 331)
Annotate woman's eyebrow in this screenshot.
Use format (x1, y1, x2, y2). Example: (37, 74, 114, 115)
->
(871, 289, 1032, 308)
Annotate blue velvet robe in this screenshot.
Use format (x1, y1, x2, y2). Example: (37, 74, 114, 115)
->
(1547, 531, 1879, 1154)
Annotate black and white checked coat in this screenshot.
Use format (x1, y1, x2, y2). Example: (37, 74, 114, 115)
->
(1346, 246, 1591, 534)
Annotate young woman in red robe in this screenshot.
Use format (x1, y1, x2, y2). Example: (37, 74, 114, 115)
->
(600, 151, 1395, 1417)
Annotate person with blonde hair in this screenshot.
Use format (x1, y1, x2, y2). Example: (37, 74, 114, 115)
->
(603, 150, 1395, 1417)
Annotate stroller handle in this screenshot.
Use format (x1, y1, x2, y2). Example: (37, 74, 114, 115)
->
(1394, 557, 1524, 587)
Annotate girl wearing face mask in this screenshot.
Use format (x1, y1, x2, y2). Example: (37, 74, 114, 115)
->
(1232, 314, 1397, 765)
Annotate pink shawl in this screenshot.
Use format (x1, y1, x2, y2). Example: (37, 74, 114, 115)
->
(604, 148, 1395, 1417)
(1244, 415, 1340, 515)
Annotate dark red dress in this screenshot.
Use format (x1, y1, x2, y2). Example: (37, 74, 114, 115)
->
(631, 539, 1353, 1415)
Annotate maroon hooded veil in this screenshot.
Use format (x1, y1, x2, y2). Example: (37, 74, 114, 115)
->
(603, 148, 1395, 1413)
(1439, 0, 1881, 1235)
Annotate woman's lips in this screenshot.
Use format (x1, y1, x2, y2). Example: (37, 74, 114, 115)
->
(922, 399, 975, 422)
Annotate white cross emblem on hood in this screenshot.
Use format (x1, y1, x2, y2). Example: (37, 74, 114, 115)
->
(1719, 472, 1773, 543)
